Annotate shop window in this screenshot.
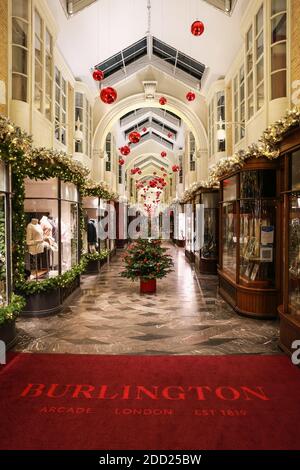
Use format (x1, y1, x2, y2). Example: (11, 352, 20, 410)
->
(61, 182, 79, 272)
(105, 133, 112, 172)
(189, 133, 196, 171)
(75, 92, 92, 156)
(233, 66, 246, 144)
(208, 100, 215, 158)
(255, 5, 264, 111)
(246, 25, 254, 119)
(55, 67, 67, 145)
(216, 92, 226, 152)
(0, 162, 11, 305)
(179, 156, 183, 184)
(75, 92, 83, 153)
(24, 178, 79, 281)
(34, 9, 53, 120)
(118, 163, 123, 184)
(270, 0, 287, 100)
(11, 0, 29, 102)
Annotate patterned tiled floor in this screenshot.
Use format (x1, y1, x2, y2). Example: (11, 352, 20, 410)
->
(14, 244, 281, 355)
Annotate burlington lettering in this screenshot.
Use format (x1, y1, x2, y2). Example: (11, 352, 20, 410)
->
(20, 384, 270, 401)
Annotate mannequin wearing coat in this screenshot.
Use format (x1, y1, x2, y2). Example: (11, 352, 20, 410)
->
(26, 219, 50, 255)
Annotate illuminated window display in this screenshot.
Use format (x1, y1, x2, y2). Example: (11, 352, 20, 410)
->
(219, 160, 280, 318)
(0, 162, 11, 306)
(24, 178, 80, 281)
(279, 135, 300, 354)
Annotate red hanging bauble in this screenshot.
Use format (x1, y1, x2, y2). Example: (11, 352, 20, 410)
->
(161, 151, 167, 158)
(167, 132, 173, 138)
(119, 145, 131, 156)
(142, 127, 147, 132)
(191, 20, 205, 36)
(159, 96, 167, 106)
(161, 167, 165, 171)
(100, 87, 117, 104)
(92, 69, 104, 81)
(128, 131, 141, 144)
(186, 91, 196, 102)
(119, 158, 125, 166)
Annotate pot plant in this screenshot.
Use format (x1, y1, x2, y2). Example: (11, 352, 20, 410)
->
(121, 238, 174, 293)
(0, 294, 26, 349)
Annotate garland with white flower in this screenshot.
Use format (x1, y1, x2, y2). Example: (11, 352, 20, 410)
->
(180, 179, 220, 204)
(209, 107, 300, 183)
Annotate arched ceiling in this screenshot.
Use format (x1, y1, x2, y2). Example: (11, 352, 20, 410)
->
(49, 0, 248, 93)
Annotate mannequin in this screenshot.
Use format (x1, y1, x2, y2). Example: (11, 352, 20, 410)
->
(88, 218, 97, 253)
(40, 215, 58, 252)
(26, 218, 49, 255)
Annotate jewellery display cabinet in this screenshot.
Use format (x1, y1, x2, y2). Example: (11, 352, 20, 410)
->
(278, 128, 300, 354)
(218, 158, 281, 318)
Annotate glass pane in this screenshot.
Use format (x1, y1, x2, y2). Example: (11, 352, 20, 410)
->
(25, 178, 58, 198)
(257, 57, 264, 83)
(223, 176, 237, 202)
(46, 29, 52, 53)
(240, 66, 244, 83)
(0, 162, 8, 192)
(75, 92, 83, 107)
(12, 0, 28, 19)
(12, 45, 27, 74)
(46, 74, 52, 96)
(55, 85, 60, 103)
(12, 17, 28, 47)
(75, 108, 83, 122)
(257, 82, 264, 110)
(248, 94, 254, 119)
(272, 0, 286, 15)
(248, 72, 253, 95)
(271, 70, 286, 99)
(247, 52, 253, 74)
(289, 195, 300, 316)
(24, 199, 59, 281)
(290, 150, 300, 191)
(222, 202, 237, 280)
(35, 36, 42, 62)
(246, 26, 253, 51)
(240, 82, 245, 102)
(62, 94, 66, 111)
(61, 182, 79, 202)
(240, 200, 276, 286)
(271, 13, 286, 44)
(34, 10, 42, 38)
(46, 53, 52, 75)
(201, 207, 217, 260)
(35, 61, 42, 88)
(240, 170, 277, 198)
(12, 73, 27, 101)
(55, 67, 60, 85)
(271, 42, 286, 72)
(45, 98, 52, 121)
(0, 194, 7, 305)
(256, 31, 264, 59)
(256, 5, 263, 33)
(61, 202, 78, 271)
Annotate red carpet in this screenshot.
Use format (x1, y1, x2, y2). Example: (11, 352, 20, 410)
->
(0, 353, 300, 450)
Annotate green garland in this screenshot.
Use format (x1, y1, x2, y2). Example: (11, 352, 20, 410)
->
(0, 294, 26, 326)
(84, 250, 110, 261)
(0, 115, 117, 311)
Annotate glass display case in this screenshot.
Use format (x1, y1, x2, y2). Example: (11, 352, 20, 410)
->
(24, 178, 80, 281)
(219, 159, 280, 318)
(185, 201, 195, 262)
(194, 188, 219, 274)
(0, 161, 12, 307)
(279, 135, 300, 354)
